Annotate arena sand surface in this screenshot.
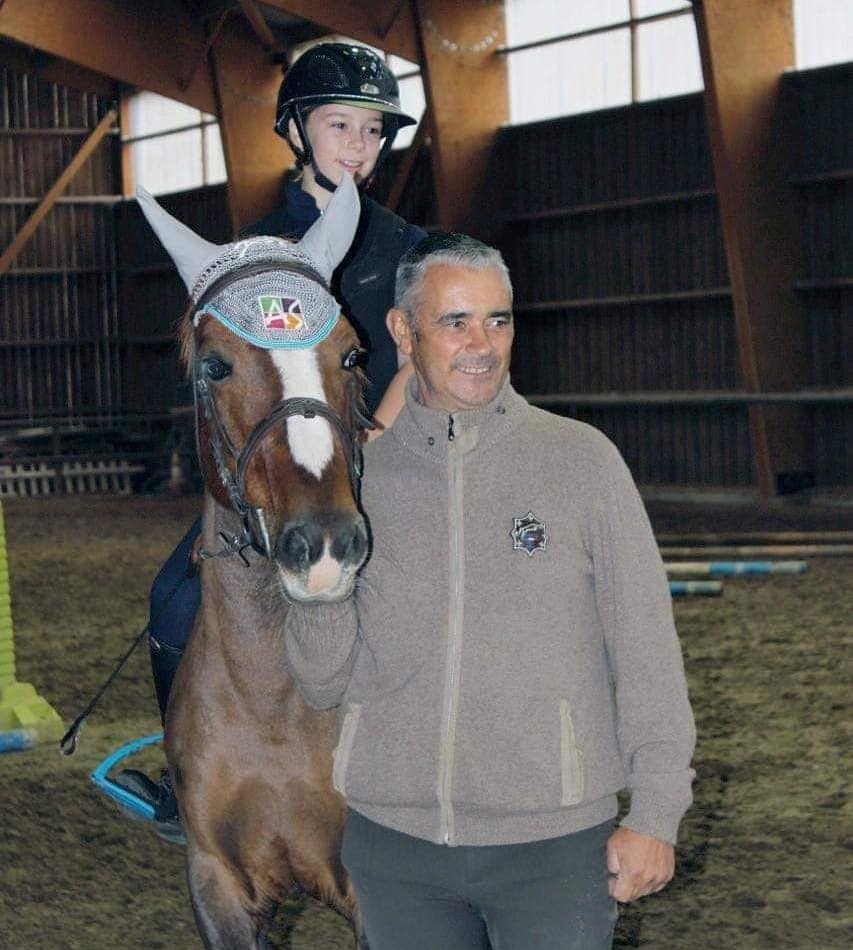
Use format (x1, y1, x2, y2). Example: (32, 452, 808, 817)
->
(0, 494, 850, 949)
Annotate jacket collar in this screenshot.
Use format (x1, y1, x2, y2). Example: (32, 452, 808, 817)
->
(389, 375, 528, 462)
(285, 181, 322, 225)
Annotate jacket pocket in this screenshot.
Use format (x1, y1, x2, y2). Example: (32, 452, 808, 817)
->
(560, 698, 585, 806)
(333, 703, 362, 795)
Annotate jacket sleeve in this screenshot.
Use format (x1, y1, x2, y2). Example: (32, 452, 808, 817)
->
(590, 441, 696, 845)
(283, 600, 361, 709)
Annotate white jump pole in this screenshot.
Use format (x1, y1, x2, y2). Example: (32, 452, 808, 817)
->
(665, 560, 809, 577)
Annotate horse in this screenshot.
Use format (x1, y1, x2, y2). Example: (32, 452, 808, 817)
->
(138, 175, 372, 948)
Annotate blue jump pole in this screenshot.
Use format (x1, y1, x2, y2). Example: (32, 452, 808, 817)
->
(0, 728, 37, 754)
(668, 580, 722, 596)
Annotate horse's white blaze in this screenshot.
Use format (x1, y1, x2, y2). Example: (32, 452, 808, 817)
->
(270, 349, 334, 478)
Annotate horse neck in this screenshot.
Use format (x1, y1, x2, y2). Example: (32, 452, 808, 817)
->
(198, 493, 292, 697)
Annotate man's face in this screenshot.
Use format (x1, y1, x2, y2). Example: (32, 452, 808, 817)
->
(391, 263, 514, 414)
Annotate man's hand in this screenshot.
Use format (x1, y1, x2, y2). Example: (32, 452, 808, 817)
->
(606, 827, 674, 902)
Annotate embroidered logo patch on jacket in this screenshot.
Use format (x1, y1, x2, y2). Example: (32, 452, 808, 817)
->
(511, 511, 548, 556)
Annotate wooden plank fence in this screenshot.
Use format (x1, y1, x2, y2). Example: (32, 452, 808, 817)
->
(0, 460, 144, 497)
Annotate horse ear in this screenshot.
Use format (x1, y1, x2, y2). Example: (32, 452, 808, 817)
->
(136, 186, 222, 293)
(296, 173, 360, 282)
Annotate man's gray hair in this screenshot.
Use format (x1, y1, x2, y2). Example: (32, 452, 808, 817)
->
(394, 232, 513, 328)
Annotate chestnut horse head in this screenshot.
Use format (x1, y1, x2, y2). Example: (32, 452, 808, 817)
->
(139, 175, 371, 602)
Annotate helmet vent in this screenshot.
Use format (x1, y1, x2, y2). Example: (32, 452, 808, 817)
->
(310, 54, 349, 90)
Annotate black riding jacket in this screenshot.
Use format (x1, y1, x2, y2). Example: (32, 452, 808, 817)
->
(245, 181, 426, 415)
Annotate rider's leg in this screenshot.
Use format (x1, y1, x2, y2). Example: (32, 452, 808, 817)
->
(149, 636, 184, 725)
(116, 519, 202, 835)
(147, 517, 203, 722)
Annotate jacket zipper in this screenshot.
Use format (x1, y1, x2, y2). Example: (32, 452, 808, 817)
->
(438, 425, 466, 844)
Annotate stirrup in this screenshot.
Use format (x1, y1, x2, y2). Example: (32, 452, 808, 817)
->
(113, 768, 185, 844)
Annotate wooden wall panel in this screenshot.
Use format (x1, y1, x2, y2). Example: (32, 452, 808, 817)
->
(785, 63, 853, 486)
(511, 297, 740, 396)
(498, 94, 715, 214)
(505, 199, 727, 300)
(567, 406, 753, 487)
(115, 182, 230, 414)
(0, 66, 118, 423)
(496, 71, 851, 490)
(494, 92, 752, 487)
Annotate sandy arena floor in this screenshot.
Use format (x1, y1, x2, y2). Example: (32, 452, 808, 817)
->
(0, 494, 850, 949)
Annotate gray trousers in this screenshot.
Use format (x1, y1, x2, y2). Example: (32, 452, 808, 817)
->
(342, 809, 618, 950)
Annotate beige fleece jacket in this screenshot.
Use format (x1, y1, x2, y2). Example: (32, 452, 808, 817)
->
(285, 378, 696, 846)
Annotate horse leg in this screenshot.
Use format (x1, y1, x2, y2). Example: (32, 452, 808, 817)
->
(354, 922, 371, 950)
(346, 878, 370, 950)
(187, 846, 272, 950)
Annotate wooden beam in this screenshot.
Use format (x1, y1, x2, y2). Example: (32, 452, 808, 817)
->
(237, 0, 287, 56)
(693, 0, 810, 497)
(118, 92, 135, 198)
(260, 0, 420, 63)
(0, 0, 216, 111)
(413, 0, 508, 234)
(179, 7, 232, 92)
(386, 111, 431, 215)
(208, 16, 293, 234)
(0, 38, 116, 97)
(0, 108, 117, 276)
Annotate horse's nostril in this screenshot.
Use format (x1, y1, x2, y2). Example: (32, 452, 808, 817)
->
(331, 521, 368, 566)
(279, 523, 323, 571)
(282, 528, 310, 568)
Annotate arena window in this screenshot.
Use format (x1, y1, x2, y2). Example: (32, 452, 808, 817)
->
(121, 91, 226, 196)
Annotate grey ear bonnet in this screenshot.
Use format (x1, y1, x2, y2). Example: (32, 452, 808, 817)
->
(135, 174, 361, 350)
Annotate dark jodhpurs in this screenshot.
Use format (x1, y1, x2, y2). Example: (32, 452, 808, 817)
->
(147, 519, 202, 721)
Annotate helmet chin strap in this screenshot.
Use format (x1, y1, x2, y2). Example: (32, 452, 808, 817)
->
(310, 156, 340, 195)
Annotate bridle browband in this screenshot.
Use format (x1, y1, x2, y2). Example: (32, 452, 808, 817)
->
(190, 258, 375, 566)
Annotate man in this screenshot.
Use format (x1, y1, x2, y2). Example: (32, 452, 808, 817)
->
(284, 233, 696, 949)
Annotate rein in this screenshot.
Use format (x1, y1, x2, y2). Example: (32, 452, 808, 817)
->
(191, 259, 374, 566)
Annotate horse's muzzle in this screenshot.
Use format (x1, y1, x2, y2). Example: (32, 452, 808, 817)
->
(275, 512, 368, 602)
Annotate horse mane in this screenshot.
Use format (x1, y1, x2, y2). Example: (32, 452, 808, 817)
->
(178, 300, 195, 372)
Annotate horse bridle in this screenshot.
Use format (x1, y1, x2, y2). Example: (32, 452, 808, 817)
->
(190, 259, 375, 566)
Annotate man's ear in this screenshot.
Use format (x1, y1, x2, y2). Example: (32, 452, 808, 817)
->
(387, 308, 414, 357)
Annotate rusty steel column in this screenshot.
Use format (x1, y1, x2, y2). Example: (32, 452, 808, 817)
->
(693, 0, 810, 496)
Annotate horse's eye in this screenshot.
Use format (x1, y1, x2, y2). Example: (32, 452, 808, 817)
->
(342, 347, 366, 370)
(202, 357, 231, 381)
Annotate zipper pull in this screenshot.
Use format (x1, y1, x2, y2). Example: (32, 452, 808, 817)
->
(447, 414, 455, 441)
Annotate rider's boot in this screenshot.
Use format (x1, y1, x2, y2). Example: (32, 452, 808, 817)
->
(115, 636, 185, 843)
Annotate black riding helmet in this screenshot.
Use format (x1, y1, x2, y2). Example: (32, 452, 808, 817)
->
(275, 43, 417, 193)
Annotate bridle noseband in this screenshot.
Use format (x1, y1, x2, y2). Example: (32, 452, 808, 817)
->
(190, 259, 374, 566)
